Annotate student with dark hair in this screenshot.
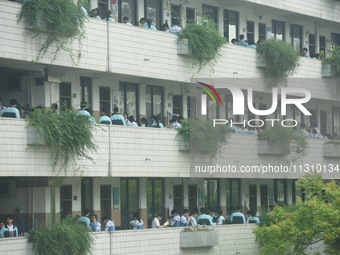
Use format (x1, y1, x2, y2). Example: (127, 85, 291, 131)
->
(78, 208, 91, 227)
(101, 216, 115, 231)
(170, 210, 181, 227)
(151, 213, 167, 228)
(170, 115, 182, 129)
(110, 107, 126, 126)
(51, 103, 58, 113)
(189, 209, 199, 226)
(238, 34, 248, 47)
(99, 108, 112, 125)
(90, 214, 101, 232)
(146, 18, 157, 30)
(123, 16, 132, 26)
(129, 212, 144, 229)
(169, 19, 181, 35)
(76, 101, 95, 123)
(160, 20, 170, 32)
(302, 47, 310, 58)
(140, 17, 147, 27)
(3, 215, 18, 237)
(231, 38, 237, 45)
(151, 115, 164, 128)
(106, 10, 115, 23)
(230, 206, 246, 224)
(128, 116, 138, 127)
(180, 209, 190, 226)
(139, 117, 149, 127)
(216, 209, 226, 225)
(2, 98, 20, 118)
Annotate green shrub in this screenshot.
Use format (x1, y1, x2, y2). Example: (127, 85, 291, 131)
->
(28, 217, 94, 255)
(258, 125, 308, 163)
(18, 0, 87, 62)
(27, 108, 97, 175)
(177, 118, 229, 158)
(325, 44, 340, 75)
(256, 39, 300, 84)
(178, 20, 226, 68)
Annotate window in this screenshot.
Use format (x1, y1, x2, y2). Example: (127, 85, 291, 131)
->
(320, 110, 327, 135)
(147, 178, 164, 227)
(81, 178, 92, 214)
(259, 104, 267, 129)
(249, 185, 257, 211)
(309, 34, 316, 57)
(259, 23, 266, 42)
(172, 95, 182, 116)
(186, 7, 195, 24)
(331, 33, 340, 46)
(272, 20, 285, 40)
(226, 179, 240, 210)
(274, 180, 287, 204)
(80, 77, 92, 111)
(60, 185, 72, 219)
(260, 185, 268, 209)
(120, 178, 139, 230)
(290, 24, 303, 53)
(171, 4, 181, 26)
(310, 109, 317, 128)
(204, 179, 219, 208)
(97, 0, 108, 19)
(247, 21, 255, 44)
(187, 96, 196, 118)
(225, 93, 233, 119)
(120, 82, 138, 120)
(60, 82, 71, 110)
(144, 0, 162, 29)
(100, 185, 111, 223)
(188, 185, 197, 212)
(224, 10, 238, 43)
(207, 97, 217, 120)
(173, 184, 183, 214)
(146, 85, 163, 121)
(332, 107, 340, 139)
(0, 182, 9, 196)
(202, 4, 217, 24)
(119, 0, 137, 25)
(319, 36, 326, 56)
(100, 87, 110, 116)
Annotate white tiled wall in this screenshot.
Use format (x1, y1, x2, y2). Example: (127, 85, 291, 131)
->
(0, 118, 339, 179)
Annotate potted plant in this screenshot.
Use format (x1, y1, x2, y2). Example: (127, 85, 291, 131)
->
(323, 45, 340, 78)
(27, 107, 97, 175)
(257, 125, 308, 163)
(17, 0, 87, 62)
(180, 227, 218, 248)
(256, 39, 300, 86)
(323, 140, 340, 158)
(177, 118, 229, 159)
(29, 216, 94, 255)
(177, 19, 226, 68)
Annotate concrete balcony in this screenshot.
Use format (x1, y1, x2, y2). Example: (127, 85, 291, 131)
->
(0, 1, 335, 94)
(243, 0, 340, 24)
(0, 118, 339, 179)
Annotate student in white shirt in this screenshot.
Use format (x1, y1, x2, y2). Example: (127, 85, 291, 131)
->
(151, 213, 167, 228)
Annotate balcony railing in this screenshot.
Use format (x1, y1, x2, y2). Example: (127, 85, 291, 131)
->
(0, 117, 339, 179)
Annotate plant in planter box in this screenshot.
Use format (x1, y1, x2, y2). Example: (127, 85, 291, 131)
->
(324, 45, 340, 74)
(27, 107, 97, 175)
(28, 216, 94, 255)
(256, 39, 300, 86)
(177, 19, 226, 69)
(177, 118, 229, 159)
(257, 125, 308, 163)
(18, 0, 87, 62)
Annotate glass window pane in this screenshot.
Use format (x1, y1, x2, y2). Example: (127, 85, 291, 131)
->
(186, 7, 195, 24)
(202, 4, 217, 24)
(146, 86, 152, 119)
(145, 0, 161, 29)
(171, 4, 181, 26)
(224, 10, 238, 43)
(120, 0, 136, 25)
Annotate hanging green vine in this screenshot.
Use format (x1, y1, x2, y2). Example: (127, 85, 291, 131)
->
(256, 39, 300, 86)
(178, 19, 226, 68)
(27, 108, 97, 175)
(18, 0, 87, 62)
